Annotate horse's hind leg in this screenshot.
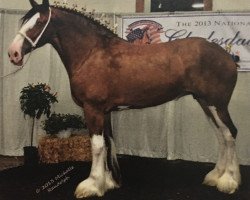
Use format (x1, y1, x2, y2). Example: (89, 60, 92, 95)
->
(208, 106, 241, 194)
(197, 100, 227, 186)
(197, 100, 241, 194)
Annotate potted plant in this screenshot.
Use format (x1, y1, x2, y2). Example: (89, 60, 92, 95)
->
(42, 113, 87, 138)
(20, 83, 58, 165)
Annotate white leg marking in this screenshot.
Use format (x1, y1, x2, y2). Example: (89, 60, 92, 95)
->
(217, 131, 241, 194)
(203, 107, 227, 186)
(75, 134, 106, 198)
(75, 134, 119, 199)
(203, 107, 241, 194)
(105, 170, 119, 190)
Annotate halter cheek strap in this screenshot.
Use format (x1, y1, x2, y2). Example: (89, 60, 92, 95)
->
(18, 7, 52, 48)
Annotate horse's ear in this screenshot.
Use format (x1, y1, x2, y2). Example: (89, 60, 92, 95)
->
(42, 0, 50, 7)
(29, 0, 38, 7)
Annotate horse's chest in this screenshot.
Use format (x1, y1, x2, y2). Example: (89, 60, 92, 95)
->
(70, 74, 108, 104)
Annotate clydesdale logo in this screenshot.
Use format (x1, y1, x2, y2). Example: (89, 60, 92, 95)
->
(125, 20, 164, 44)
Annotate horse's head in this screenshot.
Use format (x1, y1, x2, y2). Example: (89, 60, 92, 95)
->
(8, 0, 52, 66)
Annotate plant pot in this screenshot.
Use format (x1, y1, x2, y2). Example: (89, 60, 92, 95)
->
(23, 146, 39, 166)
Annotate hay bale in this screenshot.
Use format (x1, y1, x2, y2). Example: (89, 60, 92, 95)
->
(38, 134, 91, 163)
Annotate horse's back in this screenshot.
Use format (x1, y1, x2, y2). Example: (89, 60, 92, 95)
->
(119, 37, 237, 85)
(81, 37, 237, 108)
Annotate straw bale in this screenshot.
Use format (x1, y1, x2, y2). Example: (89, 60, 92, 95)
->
(38, 134, 91, 163)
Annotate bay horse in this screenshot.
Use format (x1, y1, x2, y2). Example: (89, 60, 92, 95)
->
(8, 0, 241, 198)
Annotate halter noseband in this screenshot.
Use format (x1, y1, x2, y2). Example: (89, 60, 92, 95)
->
(18, 7, 52, 48)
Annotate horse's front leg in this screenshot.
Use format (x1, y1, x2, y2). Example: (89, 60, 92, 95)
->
(75, 104, 118, 198)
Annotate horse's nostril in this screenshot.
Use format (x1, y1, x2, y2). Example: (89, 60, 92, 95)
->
(8, 52, 10, 58)
(14, 51, 19, 58)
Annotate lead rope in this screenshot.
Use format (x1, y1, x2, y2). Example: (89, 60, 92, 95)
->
(0, 51, 33, 78)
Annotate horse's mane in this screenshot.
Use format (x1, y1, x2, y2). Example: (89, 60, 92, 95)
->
(51, 5, 117, 38)
(21, 3, 117, 38)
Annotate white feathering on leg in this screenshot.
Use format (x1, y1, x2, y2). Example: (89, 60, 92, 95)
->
(203, 106, 241, 194)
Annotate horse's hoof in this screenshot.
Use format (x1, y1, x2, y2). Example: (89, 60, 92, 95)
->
(216, 173, 239, 194)
(203, 169, 222, 187)
(74, 178, 104, 199)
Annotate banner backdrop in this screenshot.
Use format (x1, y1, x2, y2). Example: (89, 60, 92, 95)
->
(121, 13, 250, 71)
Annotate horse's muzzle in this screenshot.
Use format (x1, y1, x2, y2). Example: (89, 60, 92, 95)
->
(8, 49, 23, 66)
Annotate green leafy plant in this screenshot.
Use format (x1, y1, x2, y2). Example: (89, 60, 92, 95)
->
(20, 83, 58, 146)
(42, 113, 87, 135)
(20, 83, 58, 119)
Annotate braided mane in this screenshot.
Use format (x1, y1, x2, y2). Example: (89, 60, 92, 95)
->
(52, 2, 118, 35)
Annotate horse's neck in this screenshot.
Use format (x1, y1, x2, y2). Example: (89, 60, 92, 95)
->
(52, 32, 97, 75)
(50, 11, 112, 76)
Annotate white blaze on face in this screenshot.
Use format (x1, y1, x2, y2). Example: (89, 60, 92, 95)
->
(8, 13, 40, 65)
